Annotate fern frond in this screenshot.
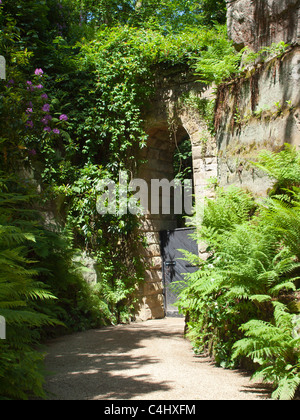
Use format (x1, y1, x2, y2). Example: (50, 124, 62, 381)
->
(0, 308, 60, 327)
(271, 375, 300, 400)
(253, 145, 300, 191)
(249, 294, 272, 303)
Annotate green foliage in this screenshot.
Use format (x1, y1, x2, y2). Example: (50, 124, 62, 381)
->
(263, 192, 300, 261)
(0, 174, 122, 399)
(201, 186, 256, 236)
(253, 145, 300, 195)
(0, 179, 59, 400)
(178, 145, 300, 398)
(194, 25, 242, 85)
(242, 42, 290, 68)
(194, 37, 290, 87)
(232, 302, 300, 401)
(173, 138, 193, 182)
(67, 0, 226, 31)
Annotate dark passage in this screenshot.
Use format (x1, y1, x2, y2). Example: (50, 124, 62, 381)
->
(160, 228, 198, 317)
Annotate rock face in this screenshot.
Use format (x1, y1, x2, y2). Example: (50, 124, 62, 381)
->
(227, 0, 300, 51)
(215, 47, 300, 193)
(218, 2, 300, 193)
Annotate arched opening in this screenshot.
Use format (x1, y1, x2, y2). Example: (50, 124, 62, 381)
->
(134, 78, 217, 321)
(138, 123, 194, 232)
(136, 122, 196, 321)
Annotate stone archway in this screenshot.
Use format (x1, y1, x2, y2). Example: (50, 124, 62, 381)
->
(135, 68, 218, 321)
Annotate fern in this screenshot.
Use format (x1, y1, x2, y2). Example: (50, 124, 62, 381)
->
(253, 144, 300, 194)
(201, 186, 256, 236)
(0, 177, 63, 400)
(232, 303, 300, 400)
(0, 224, 60, 399)
(195, 25, 242, 85)
(262, 191, 300, 259)
(178, 145, 300, 382)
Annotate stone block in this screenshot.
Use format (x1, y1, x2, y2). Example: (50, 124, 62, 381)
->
(144, 231, 160, 245)
(192, 158, 205, 172)
(192, 146, 204, 160)
(143, 295, 165, 319)
(73, 252, 98, 285)
(145, 269, 163, 283)
(135, 294, 165, 321)
(142, 281, 164, 297)
(146, 243, 162, 257)
(205, 163, 218, 173)
(148, 256, 162, 270)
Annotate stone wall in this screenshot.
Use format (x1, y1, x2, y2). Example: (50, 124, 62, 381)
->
(135, 67, 217, 321)
(216, 46, 300, 193)
(227, 0, 300, 51)
(216, 1, 300, 193)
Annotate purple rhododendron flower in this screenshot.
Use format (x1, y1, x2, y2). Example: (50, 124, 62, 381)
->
(59, 114, 68, 121)
(35, 84, 43, 89)
(26, 121, 34, 128)
(35, 68, 44, 76)
(42, 104, 50, 112)
(41, 93, 48, 100)
(41, 115, 53, 125)
(52, 129, 60, 134)
(26, 108, 33, 114)
(26, 81, 34, 92)
(44, 127, 51, 133)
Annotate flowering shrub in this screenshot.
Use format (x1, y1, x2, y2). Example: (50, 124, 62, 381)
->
(0, 62, 68, 170)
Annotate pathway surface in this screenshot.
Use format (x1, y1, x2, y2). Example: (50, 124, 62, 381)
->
(43, 318, 271, 400)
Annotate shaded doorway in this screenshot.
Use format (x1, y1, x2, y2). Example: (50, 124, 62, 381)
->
(160, 228, 198, 317)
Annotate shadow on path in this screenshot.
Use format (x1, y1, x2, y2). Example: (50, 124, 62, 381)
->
(44, 320, 181, 400)
(43, 318, 272, 401)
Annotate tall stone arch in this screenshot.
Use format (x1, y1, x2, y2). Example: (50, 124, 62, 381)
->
(135, 67, 218, 320)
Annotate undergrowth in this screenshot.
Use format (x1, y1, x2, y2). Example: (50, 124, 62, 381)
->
(177, 145, 300, 400)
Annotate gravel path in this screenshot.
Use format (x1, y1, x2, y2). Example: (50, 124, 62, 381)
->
(43, 318, 271, 400)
